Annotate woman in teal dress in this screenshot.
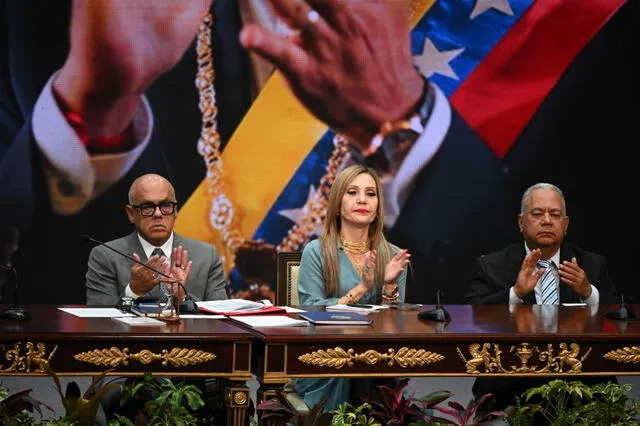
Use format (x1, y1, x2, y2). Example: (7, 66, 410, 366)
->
(294, 164, 411, 410)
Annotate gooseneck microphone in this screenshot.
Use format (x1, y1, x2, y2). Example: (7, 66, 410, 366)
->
(1, 226, 29, 321)
(605, 293, 637, 321)
(82, 234, 198, 313)
(417, 289, 451, 322)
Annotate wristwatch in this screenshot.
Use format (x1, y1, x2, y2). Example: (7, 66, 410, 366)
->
(382, 282, 400, 303)
(351, 76, 435, 176)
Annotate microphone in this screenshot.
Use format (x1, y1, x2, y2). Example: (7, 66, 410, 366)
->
(605, 293, 637, 321)
(1, 226, 29, 321)
(82, 234, 198, 313)
(418, 289, 451, 322)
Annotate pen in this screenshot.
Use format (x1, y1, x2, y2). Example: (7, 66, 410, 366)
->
(347, 303, 374, 308)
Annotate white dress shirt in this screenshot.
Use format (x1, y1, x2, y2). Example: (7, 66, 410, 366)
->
(31, 3, 451, 227)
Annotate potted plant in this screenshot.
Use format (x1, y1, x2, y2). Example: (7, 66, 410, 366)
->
(505, 379, 640, 426)
(431, 393, 503, 426)
(0, 382, 53, 425)
(110, 372, 215, 425)
(255, 398, 332, 426)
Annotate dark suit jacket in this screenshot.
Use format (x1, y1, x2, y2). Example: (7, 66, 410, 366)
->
(465, 241, 617, 405)
(381, 0, 637, 304)
(0, 0, 251, 304)
(464, 241, 615, 304)
(85, 232, 228, 306)
(1, 0, 636, 305)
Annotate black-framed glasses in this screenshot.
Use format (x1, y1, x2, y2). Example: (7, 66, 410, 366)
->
(130, 202, 177, 217)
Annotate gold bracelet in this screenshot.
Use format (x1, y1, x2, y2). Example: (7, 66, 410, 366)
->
(382, 282, 398, 296)
(382, 282, 400, 304)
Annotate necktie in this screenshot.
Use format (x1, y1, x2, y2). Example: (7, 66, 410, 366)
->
(151, 248, 170, 304)
(537, 259, 559, 305)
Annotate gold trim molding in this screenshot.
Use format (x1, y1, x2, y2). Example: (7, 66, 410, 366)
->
(604, 346, 640, 364)
(74, 347, 215, 368)
(298, 347, 444, 369)
(0, 342, 57, 373)
(457, 342, 591, 374)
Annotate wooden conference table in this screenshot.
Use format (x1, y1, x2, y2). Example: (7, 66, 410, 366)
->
(1, 304, 639, 424)
(0, 305, 254, 425)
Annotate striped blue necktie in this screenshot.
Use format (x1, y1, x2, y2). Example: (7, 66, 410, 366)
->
(537, 259, 559, 305)
(151, 248, 170, 304)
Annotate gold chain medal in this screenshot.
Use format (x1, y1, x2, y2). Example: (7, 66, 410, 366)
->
(193, 0, 433, 280)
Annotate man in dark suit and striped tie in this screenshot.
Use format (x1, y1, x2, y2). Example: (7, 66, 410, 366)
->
(463, 182, 616, 412)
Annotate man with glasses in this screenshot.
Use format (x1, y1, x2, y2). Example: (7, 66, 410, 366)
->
(85, 174, 228, 306)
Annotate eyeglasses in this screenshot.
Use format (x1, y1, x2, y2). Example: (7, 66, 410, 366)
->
(130, 202, 178, 217)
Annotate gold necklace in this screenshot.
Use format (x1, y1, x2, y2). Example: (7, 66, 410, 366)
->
(341, 239, 369, 255)
(195, 0, 428, 270)
(195, 13, 349, 271)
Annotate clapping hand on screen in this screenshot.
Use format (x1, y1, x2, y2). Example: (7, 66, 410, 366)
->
(54, 0, 213, 138)
(240, 0, 425, 147)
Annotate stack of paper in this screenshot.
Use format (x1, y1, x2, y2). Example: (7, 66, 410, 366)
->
(58, 308, 134, 318)
(231, 315, 309, 327)
(196, 299, 286, 316)
(325, 304, 388, 314)
(113, 316, 165, 326)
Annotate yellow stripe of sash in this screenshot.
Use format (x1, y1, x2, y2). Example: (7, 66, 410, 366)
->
(176, 0, 436, 267)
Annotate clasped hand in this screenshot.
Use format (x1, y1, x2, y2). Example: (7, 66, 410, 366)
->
(514, 249, 591, 299)
(130, 246, 192, 300)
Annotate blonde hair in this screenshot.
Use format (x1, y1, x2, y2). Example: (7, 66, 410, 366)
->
(320, 165, 395, 300)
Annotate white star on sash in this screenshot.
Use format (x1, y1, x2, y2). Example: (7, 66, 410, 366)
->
(413, 38, 465, 80)
(470, 0, 514, 19)
(278, 185, 324, 237)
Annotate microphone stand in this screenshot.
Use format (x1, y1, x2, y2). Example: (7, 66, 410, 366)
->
(605, 293, 637, 321)
(418, 289, 451, 322)
(83, 235, 195, 323)
(0, 264, 29, 321)
(0, 225, 28, 321)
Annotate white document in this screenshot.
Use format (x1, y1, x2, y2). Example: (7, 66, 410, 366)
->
(282, 306, 306, 313)
(326, 304, 388, 314)
(196, 299, 271, 312)
(231, 315, 309, 327)
(59, 308, 133, 318)
(113, 317, 165, 326)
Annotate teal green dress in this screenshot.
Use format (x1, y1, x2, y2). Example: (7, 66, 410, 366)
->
(293, 239, 406, 410)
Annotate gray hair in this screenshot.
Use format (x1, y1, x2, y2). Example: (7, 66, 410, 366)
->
(520, 183, 566, 215)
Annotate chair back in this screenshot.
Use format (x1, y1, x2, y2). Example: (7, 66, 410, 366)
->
(276, 252, 302, 306)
